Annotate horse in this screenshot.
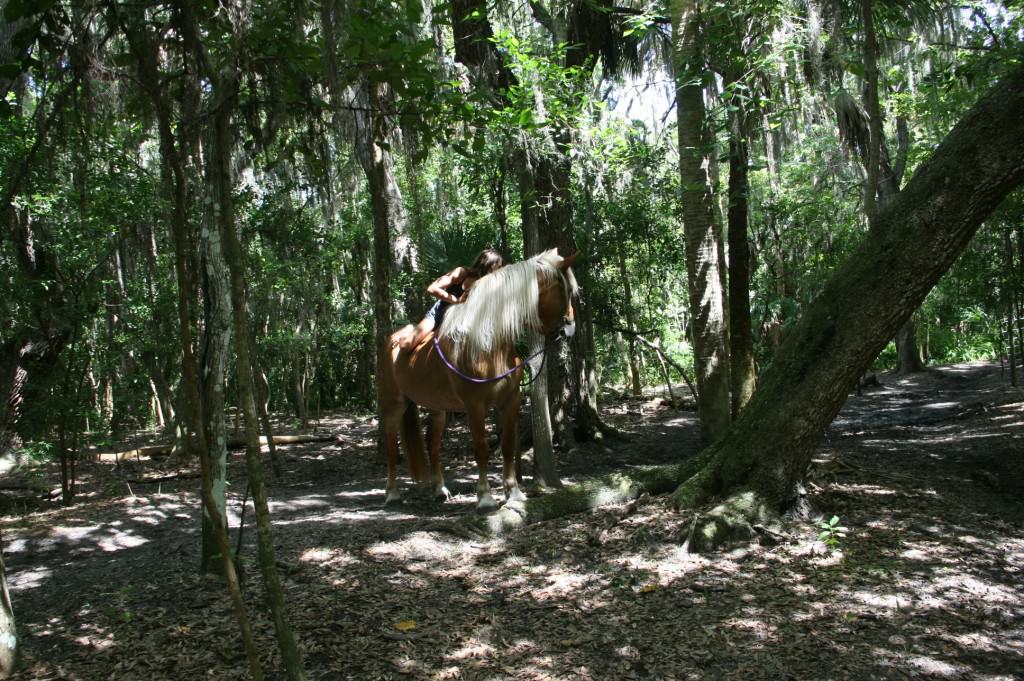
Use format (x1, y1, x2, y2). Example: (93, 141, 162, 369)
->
(378, 249, 579, 513)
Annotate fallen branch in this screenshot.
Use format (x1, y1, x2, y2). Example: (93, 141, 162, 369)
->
(128, 471, 201, 484)
(98, 433, 336, 460)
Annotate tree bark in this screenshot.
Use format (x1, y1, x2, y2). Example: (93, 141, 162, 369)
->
(211, 67, 307, 680)
(672, 63, 1024, 550)
(1005, 228, 1019, 387)
(198, 109, 233, 577)
(726, 72, 756, 415)
(119, 4, 264, 677)
(0, 541, 16, 678)
(519, 157, 559, 486)
(861, 0, 882, 229)
(671, 0, 732, 442)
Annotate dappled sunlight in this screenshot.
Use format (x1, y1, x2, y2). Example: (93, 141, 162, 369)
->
(8, 361, 1024, 679)
(907, 654, 969, 677)
(8, 565, 51, 591)
(299, 546, 357, 568)
(366, 530, 473, 564)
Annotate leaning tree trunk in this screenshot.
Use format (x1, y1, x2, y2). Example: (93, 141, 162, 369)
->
(673, 63, 1024, 551)
(671, 0, 732, 442)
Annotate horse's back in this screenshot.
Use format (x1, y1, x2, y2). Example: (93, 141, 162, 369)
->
(386, 334, 519, 413)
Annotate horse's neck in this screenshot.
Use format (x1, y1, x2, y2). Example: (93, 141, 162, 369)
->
(439, 335, 516, 373)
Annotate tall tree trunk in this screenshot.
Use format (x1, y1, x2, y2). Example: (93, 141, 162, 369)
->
(450, 1, 567, 476)
(673, 64, 1024, 550)
(616, 244, 642, 397)
(671, 0, 732, 443)
(861, 0, 882, 229)
(1005, 228, 1019, 387)
(726, 72, 756, 415)
(117, 5, 264, 676)
(353, 79, 418, 323)
(210, 67, 307, 681)
(0, 80, 75, 455)
(519, 154, 559, 487)
(198, 123, 234, 576)
(0, 543, 16, 678)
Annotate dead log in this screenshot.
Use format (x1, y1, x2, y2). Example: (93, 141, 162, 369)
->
(98, 433, 336, 460)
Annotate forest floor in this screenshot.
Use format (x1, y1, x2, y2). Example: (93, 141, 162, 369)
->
(2, 360, 1023, 681)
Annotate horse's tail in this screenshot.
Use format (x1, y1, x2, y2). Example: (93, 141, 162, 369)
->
(400, 401, 430, 483)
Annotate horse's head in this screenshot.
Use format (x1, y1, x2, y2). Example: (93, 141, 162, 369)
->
(536, 251, 578, 339)
(438, 249, 580, 362)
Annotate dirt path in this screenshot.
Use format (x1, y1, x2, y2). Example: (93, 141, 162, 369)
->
(3, 361, 1022, 680)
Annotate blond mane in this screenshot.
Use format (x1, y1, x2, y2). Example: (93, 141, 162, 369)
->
(438, 249, 577, 363)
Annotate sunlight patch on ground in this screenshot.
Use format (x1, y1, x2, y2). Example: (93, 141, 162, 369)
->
(830, 483, 898, 496)
(268, 495, 334, 513)
(366, 530, 470, 564)
(8, 566, 50, 591)
(51, 524, 102, 542)
(850, 590, 917, 610)
(446, 632, 497, 663)
(532, 571, 601, 601)
(908, 654, 968, 677)
(97, 530, 149, 552)
(923, 402, 961, 410)
(723, 616, 777, 640)
(929, 574, 1020, 604)
(898, 541, 954, 562)
(299, 546, 358, 567)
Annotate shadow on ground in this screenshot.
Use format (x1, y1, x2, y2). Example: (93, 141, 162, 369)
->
(3, 361, 1022, 680)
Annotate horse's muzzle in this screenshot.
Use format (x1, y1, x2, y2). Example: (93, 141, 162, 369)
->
(560, 319, 576, 338)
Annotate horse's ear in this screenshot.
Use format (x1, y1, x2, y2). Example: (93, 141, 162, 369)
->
(559, 251, 580, 269)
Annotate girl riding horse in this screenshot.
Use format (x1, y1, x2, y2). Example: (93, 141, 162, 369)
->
(396, 248, 506, 352)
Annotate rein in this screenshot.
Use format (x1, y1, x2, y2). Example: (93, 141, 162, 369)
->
(433, 334, 547, 385)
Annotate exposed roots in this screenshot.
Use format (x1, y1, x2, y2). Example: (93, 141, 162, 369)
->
(452, 462, 693, 538)
(684, 490, 777, 553)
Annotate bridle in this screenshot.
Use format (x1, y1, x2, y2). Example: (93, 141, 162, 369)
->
(434, 269, 575, 385)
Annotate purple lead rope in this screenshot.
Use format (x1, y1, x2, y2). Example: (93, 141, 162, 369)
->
(432, 335, 546, 384)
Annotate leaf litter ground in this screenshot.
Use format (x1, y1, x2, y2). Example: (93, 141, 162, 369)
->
(2, 361, 1022, 680)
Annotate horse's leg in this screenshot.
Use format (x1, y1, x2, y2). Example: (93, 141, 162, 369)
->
(498, 391, 526, 505)
(382, 401, 405, 505)
(427, 410, 451, 501)
(465, 405, 497, 513)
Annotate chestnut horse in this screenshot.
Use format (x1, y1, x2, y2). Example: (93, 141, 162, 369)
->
(378, 249, 579, 512)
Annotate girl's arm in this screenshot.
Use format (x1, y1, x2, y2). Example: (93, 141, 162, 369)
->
(426, 267, 468, 304)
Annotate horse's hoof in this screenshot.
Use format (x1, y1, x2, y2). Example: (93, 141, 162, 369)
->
(506, 487, 527, 504)
(435, 486, 452, 502)
(383, 491, 403, 507)
(475, 498, 499, 515)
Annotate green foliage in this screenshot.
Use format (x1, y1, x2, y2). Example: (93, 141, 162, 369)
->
(818, 515, 848, 549)
(17, 441, 54, 465)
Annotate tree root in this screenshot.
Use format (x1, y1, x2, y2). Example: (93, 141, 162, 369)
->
(684, 490, 776, 553)
(451, 462, 694, 538)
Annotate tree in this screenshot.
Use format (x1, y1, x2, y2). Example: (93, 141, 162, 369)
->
(670, 0, 732, 442)
(672, 63, 1024, 550)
